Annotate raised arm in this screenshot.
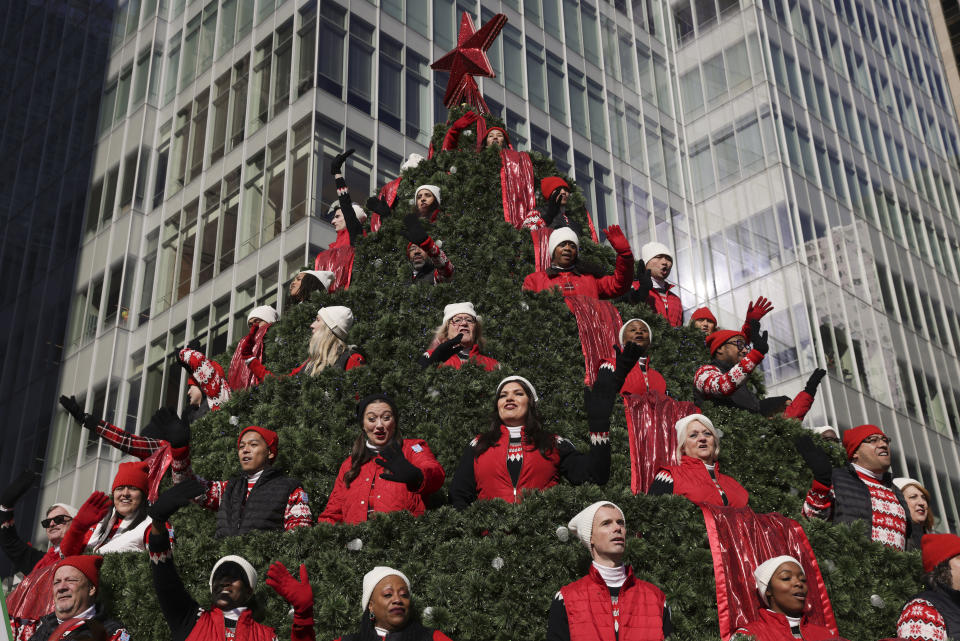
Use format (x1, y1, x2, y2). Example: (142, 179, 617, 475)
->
(448, 442, 480, 510)
(596, 226, 635, 299)
(557, 364, 617, 485)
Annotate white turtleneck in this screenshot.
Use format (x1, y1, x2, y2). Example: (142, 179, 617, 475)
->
(365, 441, 383, 453)
(852, 463, 881, 480)
(592, 561, 627, 588)
(246, 469, 264, 483)
(652, 277, 668, 290)
(223, 606, 247, 622)
(506, 426, 523, 439)
(375, 626, 389, 638)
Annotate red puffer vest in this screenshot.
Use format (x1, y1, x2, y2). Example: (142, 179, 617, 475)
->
(663, 456, 749, 507)
(473, 426, 561, 503)
(186, 608, 277, 641)
(561, 565, 666, 641)
(736, 607, 838, 641)
(318, 439, 445, 524)
(434, 344, 500, 372)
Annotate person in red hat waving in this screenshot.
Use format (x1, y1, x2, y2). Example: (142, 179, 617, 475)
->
(897, 533, 960, 640)
(27, 555, 129, 641)
(795, 423, 912, 550)
(171, 425, 312, 536)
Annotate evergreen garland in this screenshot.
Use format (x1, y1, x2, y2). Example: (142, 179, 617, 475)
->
(100, 105, 921, 641)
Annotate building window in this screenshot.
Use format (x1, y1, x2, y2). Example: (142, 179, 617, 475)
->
(526, 39, 547, 112)
(297, 4, 316, 97)
(347, 15, 374, 113)
(546, 52, 566, 123)
(379, 34, 403, 131)
(406, 52, 431, 145)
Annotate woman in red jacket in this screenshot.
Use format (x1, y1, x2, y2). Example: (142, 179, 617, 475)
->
(418, 302, 500, 372)
(648, 413, 748, 507)
(733, 556, 841, 641)
(448, 369, 616, 509)
(318, 394, 444, 524)
(521, 225, 634, 300)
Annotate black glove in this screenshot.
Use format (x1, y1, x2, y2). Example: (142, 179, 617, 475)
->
(375, 444, 424, 490)
(584, 366, 619, 432)
(147, 479, 204, 524)
(366, 196, 392, 218)
(794, 435, 833, 486)
(0, 464, 41, 508)
(403, 214, 429, 246)
(613, 342, 643, 382)
(758, 396, 789, 416)
(58, 395, 86, 425)
(418, 335, 463, 369)
(748, 320, 769, 355)
(542, 189, 563, 225)
(804, 368, 827, 395)
(141, 407, 191, 448)
(330, 148, 355, 175)
(634, 268, 653, 298)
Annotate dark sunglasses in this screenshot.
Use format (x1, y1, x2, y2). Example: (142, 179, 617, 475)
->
(41, 514, 72, 528)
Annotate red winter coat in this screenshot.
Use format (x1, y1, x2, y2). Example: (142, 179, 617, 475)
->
(329, 228, 350, 249)
(248, 352, 365, 383)
(186, 608, 280, 641)
(473, 426, 564, 503)
(523, 252, 634, 300)
(561, 565, 666, 641)
(429, 344, 500, 372)
(735, 608, 839, 641)
(782, 390, 814, 420)
(640, 283, 683, 327)
(318, 439, 445, 524)
(602, 358, 667, 397)
(658, 456, 749, 507)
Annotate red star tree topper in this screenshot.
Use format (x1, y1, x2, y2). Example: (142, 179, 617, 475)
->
(431, 11, 508, 114)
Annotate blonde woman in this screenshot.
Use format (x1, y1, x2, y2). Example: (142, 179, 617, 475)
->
(244, 306, 365, 381)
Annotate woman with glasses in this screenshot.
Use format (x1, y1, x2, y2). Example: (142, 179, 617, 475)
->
(417, 302, 500, 372)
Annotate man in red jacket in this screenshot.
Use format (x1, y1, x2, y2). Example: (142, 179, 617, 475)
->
(523, 225, 634, 299)
(547, 500, 671, 640)
(625, 241, 682, 327)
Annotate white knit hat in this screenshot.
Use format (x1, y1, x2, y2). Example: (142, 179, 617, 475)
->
(415, 184, 441, 206)
(48, 503, 78, 518)
(619, 318, 652, 347)
(400, 153, 425, 171)
(209, 555, 258, 592)
(361, 566, 411, 613)
(754, 555, 802, 605)
(547, 227, 580, 259)
(299, 270, 336, 292)
(442, 302, 479, 326)
(807, 426, 838, 438)
(247, 305, 279, 324)
(318, 306, 354, 340)
(675, 413, 722, 462)
(640, 241, 672, 265)
(893, 477, 922, 491)
(329, 201, 368, 223)
(567, 501, 624, 549)
(496, 375, 539, 403)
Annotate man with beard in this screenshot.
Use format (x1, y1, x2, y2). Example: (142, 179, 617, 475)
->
(404, 214, 454, 286)
(797, 424, 912, 550)
(146, 480, 315, 641)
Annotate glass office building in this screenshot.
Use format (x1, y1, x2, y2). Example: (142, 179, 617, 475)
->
(40, 0, 960, 544)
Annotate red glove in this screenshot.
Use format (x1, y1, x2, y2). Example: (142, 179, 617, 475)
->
(450, 111, 480, 130)
(238, 325, 258, 359)
(745, 296, 774, 324)
(74, 492, 112, 530)
(267, 562, 314, 621)
(603, 225, 631, 254)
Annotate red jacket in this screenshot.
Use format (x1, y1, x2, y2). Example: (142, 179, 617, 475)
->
(248, 353, 365, 383)
(523, 252, 634, 300)
(659, 456, 749, 507)
(329, 228, 350, 249)
(473, 426, 564, 503)
(641, 283, 683, 327)
(318, 439, 445, 524)
(186, 608, 283, 641)
(735, 607, 839, 641)
(782, 390, 814, 420)
(602, 358, 667, 396)
(430, 344, 500, 372)
(560, 565, 666, 641)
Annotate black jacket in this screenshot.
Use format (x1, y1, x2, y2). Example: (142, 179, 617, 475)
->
(831, 464, 912, 540)
(27, 604, 127, 641)
(0, 515, 48, 575)
(913, 586, 960, 640)
(215, 467, 301, 538)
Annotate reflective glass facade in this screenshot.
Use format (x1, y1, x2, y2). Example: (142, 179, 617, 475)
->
(43, 0, 960, 540)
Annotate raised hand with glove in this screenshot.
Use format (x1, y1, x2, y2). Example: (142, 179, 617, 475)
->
(140, 407, 191, 448)
(59, 491, 114, 555)
(612, 341, 643, 383)
(403, 213, 429, 247)
(417, 334, 463, 369)
(794, 435, 834, 487)
(745, 296, 774, 324)
(748, 320, 769, 355)
(603, 225, 632, 255)
(330, 148, 355, 176)
(366, 195, 392, 219)
(804, 368, 827, 396)
(147, 479, 204, 527)
(58, 395, 87, 425)
(267, 562, 315, 630)
(375, 443, 424, 491)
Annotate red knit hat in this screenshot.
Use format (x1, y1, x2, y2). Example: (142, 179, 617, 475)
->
(485, 126, 510, 145)
(842, 424, 885, 460)
(705, 330, 745, 355)
(55, 555, 103, 589)
(922, 533, 960, 573)
(112, 461, 149, 493)
(541, 176, 570, 199)
(691, 307, 717, 323)
(238, 426, 278, 458)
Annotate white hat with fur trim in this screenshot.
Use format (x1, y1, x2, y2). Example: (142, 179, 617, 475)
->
(361, 566, 411, 614)
(754, 555, 802, 605)
(329, 201, 368, 223)
(674, 413, 723, 462)
(640, 241, 672, 265)
(247, 305, 279, 324)
(496, 375, 539, 403)
(415, 184, 441, 205)
(807, 425, 838, 438)
(547, 227, 580, 259)
(442, 302, 480, 326)
(318, 305, 354, 340)
(567, 501, 625, 549)
(893, 477, 922, 491)
(400, 153, 425, 171)
(209, 555, 258, 592)
(619, 318, 652, 347)
(300, 270, 336, 292)
(48, 503, 78, 518)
